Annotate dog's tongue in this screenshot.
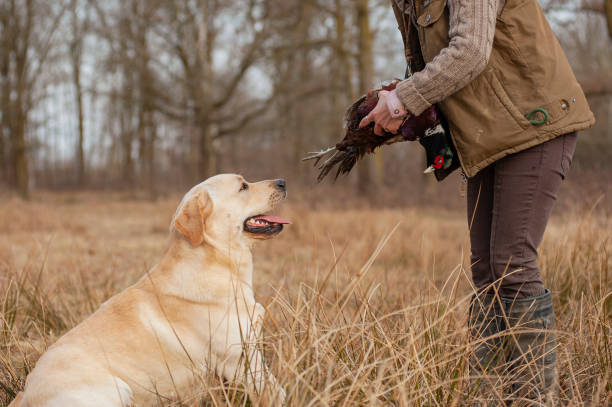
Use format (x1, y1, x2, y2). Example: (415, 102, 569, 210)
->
(258, 215, 292, 225)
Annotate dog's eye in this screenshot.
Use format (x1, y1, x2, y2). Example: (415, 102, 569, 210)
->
(239, 182, 249, 192)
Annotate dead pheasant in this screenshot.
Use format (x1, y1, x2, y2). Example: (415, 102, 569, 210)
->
(303, 81, 457, 182)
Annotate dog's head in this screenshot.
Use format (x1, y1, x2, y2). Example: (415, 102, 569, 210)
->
(171, 174, 290, 247)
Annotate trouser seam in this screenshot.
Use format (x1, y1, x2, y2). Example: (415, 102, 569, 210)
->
(489, 165, 499, 287)
(516, 145, 545, 260)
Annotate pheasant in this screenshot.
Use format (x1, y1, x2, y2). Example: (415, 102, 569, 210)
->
(303, 80, 458, 182)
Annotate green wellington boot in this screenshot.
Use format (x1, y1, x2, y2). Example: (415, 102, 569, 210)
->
(468, 290, 506, 405)
(500, 289, 558, 406)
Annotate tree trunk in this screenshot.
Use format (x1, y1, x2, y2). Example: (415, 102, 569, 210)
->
(198, 121, 216, 180)
(606, 0, 612, 39)
(195, 0, 216, 181)
(138, 107, 157, 198)
(71, 0, 85, 186)
(356, 0, 374, 195)
(294, 52, 311, 182)
(292, 1, 314, 182)
(374, 149, 384, 186)
(9, 0, 32, 199)
(0, 130, 4, 184)
(147, 112, 157, 199)
(337, 1, 355, 104)
(0, 29, 8, 184)
(132, 0, 157, 197)
(331, 0, 353, 145)
(73, 58, 85, 186)
(13, 111, 29, 199)
(137, 106, 146, 183)
(138, 109, 157, 199)
(120, 110, 134, 186)
(122, 136, 134, 186)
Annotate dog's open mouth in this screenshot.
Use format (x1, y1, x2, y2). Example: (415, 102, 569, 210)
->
(243, 215, 291, 236)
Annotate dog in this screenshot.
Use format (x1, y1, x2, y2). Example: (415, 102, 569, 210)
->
(10, 174, 290, 406)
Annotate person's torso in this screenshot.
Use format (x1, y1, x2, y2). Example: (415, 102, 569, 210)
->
(394, 0, 594, 177)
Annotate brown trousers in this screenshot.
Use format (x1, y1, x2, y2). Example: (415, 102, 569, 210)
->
(467, 133, 577, 298)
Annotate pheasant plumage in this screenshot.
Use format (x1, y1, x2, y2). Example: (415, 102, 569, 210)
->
(303, 81, 458, 182)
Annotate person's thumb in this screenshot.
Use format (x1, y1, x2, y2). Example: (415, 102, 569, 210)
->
(358, 114, 371, 129)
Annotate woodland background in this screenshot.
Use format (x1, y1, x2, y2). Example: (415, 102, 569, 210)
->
(0, 0, 611, 203)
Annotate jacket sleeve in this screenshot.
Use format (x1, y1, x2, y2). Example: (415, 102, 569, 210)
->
(396, 0, 501, 116)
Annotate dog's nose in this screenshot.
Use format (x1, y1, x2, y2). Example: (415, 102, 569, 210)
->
(275, 179, 286, 191)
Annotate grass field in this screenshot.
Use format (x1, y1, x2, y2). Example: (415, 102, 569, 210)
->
(0, 192, 610, 406)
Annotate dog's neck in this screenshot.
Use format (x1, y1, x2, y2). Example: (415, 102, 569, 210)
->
(143, 233, 255, 303)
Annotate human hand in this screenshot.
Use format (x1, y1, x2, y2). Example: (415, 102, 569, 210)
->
(358, 89, 409, 136)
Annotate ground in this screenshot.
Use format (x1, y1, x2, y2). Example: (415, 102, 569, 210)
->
(0, 192, 610, 406)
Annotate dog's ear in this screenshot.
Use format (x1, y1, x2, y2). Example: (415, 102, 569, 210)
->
(174, 190, 213, 246)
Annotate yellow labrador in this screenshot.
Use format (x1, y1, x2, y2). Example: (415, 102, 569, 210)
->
(10, 174, 290, 406)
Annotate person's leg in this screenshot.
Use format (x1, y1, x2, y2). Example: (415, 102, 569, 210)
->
(467, 163, 495, 291)
(467, 163, 506, 403)
(488, 133, 577, 403)
(489, 133, 577, 298)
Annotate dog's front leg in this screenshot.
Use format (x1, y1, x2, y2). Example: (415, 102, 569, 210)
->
(216, 304, 286, 404)
(243, 303, 286, 405)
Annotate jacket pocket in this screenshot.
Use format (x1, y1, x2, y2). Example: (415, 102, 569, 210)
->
(417, 0, 446, 27)
(486, 70, 532, 131)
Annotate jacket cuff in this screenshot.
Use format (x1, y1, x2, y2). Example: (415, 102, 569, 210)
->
(396, 79, 431, 116)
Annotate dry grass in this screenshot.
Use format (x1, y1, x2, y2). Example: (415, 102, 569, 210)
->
(0, 193, 610, 406)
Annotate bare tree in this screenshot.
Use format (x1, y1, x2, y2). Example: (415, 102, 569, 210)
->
(329, 0, 356, 145)
(0, 0, 66, 198)
(607, 0, 612, 38)
(131, 0, 158, 197)
(0, 6, 9, 184)
(1, 0, 607, 198)
(69, 0, 87, 186)
(356, 0, 374, 194)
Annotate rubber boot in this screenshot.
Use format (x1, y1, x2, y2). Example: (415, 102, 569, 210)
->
(468, 290, 506, 405)
(500, 289, 558, 406)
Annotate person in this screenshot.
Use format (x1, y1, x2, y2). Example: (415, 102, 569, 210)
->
(360, 0, 595, 404)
